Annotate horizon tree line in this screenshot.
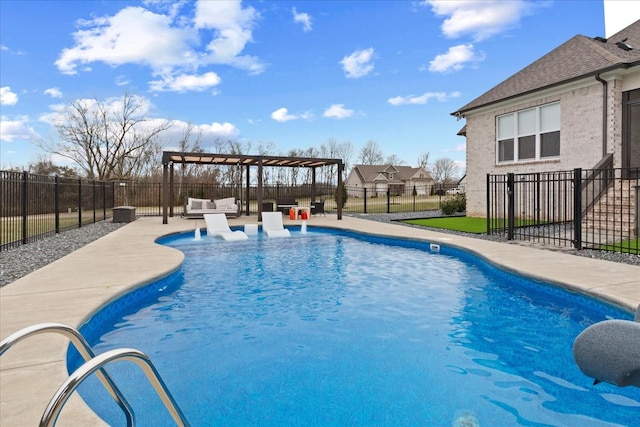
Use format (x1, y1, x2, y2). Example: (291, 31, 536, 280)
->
(6, 92, 464, 186)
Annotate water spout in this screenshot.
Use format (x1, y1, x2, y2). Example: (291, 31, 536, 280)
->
(301, 221, 307, 234)
(194, 227, 202, 240)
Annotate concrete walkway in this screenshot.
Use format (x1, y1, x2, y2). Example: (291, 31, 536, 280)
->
(2, 215, 639, 425)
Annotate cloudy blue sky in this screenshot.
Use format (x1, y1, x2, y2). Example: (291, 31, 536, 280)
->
(0, 1, 632, 172)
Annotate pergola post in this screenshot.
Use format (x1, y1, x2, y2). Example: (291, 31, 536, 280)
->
(257, 157, 264, 221)
(311, 167, 317, 203)
(169, 163, 174, 217)
(162, 162, 169, 224)
(245, 164, 250, 216)
(337, 161, 344, 220)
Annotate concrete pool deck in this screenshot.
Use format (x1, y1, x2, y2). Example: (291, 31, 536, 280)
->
(1, 215, 639, 425)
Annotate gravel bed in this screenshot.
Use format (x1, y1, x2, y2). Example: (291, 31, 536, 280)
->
(1, 213, 637, 287)
(0, 221, 126, 287)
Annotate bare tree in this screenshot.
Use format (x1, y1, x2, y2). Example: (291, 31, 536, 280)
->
(417, 152, 430, 170)
(337, 141, 355, 179)
(430, 157, 460, 184)
(358, 140, 383, 165)
(43, 93, 171, 180)
(385, 154, 404, 166)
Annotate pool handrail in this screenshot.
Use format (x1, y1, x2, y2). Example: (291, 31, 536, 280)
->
(0, 322, 135, 426)
(41, 347, 191, 427)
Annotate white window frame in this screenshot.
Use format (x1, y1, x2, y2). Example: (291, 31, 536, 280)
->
(496, 102, 560, 164)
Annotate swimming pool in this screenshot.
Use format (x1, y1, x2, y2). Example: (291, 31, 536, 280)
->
(71, 227, 640, 426)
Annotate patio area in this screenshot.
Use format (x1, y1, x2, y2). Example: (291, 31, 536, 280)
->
(2, 214, 639, 425)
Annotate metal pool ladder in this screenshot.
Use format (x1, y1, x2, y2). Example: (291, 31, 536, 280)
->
(0, 323, 190, 427)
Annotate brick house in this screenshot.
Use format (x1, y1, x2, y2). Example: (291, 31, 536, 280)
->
(452, 20, 640, 217)
(345, 164, 434, 197)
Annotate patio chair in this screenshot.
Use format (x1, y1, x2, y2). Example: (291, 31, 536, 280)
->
(261, 212, 291, 238)
(204, 214, 248, 241)
(311, 199, 325, 216)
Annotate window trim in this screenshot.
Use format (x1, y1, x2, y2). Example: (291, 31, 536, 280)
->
(496, 102, 560, 164)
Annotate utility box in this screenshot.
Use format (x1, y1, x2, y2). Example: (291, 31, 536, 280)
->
(113, 206, 136, 223)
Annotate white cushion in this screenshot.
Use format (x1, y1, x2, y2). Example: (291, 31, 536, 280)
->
(214, 197, 235, 209)
(187, 197, 210, 211)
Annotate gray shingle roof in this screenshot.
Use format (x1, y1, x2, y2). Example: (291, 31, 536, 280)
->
(452, 19, 640, 117)
(351, 164, 431, 183)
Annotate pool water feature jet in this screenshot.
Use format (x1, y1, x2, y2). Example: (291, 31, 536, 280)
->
(301, 221, 307, 234)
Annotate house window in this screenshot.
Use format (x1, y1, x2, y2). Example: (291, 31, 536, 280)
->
(497, 102, 560, 163)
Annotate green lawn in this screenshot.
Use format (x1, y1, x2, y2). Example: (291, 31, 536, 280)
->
(402, 216, 542, 234)
(599, 239, 640, 255)
(403, 217, 489, 234)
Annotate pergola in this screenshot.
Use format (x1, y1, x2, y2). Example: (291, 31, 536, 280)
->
(161, 151, 344, 224)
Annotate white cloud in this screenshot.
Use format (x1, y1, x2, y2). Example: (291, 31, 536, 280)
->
(388, 91, 460, 106)
(1, 87, 18, 105)
(340, 48, 374, 78)
(424, 0, 534, 41)
(149, 71, 221, 92)
(55, 1, 264, 89)
(44, 87, 63, 98)
(429, 44, 484, 73)
(194, 0, 263, 72)
(198, 121, 239, 138)
(160, 119, 239, 149)
(292, 7, 312, 32)
(0, 115, 41, 142)
(323, 104, 354, 119)
(56, 6, 193, 75)
(271, 107, 298, 122)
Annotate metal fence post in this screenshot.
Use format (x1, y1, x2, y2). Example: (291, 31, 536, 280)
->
(93, 180, 97, 223)
(636, 185, 640, 238)
(486, 174, 491, 234)
(22, 171, 28, 244)
(413, 185, 416, 211)
(573, 168, 582, 249)
(507, 173, 515, 240)
(103, 182, 107, 220)
(364, 187, 367, 213)
(159, 183, 163, 217)
(386, 190, 391, 213)
(78, 178, 82, 228)
(55, 176, 60, 234)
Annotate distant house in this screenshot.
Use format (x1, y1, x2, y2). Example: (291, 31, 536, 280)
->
(452, 20, 640, 217)
(345, 164, 434, 197)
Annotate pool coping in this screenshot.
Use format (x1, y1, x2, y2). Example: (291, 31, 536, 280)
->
(2, 215, 639, 425)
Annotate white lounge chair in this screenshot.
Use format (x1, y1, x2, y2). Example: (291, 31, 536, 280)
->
(261, 212, 291, 238)
(204, 214, 248, 241)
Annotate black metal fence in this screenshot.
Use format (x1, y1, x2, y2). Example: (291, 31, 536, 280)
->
(487, 167, 639, 254)
(340, 185, 460, 214)
(2, 170, 465, 250)
(1, 171, 115, 251)
(132, 181, 462, 217)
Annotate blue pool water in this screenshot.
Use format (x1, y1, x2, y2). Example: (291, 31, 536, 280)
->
(70, 227, 640, 426)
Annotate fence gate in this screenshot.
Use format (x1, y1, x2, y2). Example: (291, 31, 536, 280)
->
(487, 167, 639, 254)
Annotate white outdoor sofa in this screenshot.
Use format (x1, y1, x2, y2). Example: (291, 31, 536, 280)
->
(183, 197, 241, 218)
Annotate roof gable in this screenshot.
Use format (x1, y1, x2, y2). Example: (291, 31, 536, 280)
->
(453, 19, 640, 116)
(351, 164, 432, 183)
